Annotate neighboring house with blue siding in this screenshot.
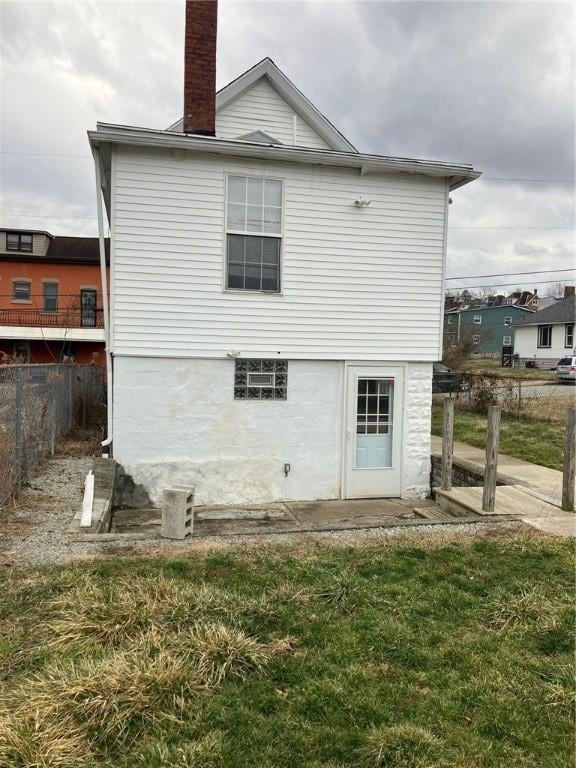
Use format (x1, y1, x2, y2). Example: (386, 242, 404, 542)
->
(444, 305, 535, 357)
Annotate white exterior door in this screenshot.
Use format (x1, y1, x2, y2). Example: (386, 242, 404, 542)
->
(344, 366, 404, 498)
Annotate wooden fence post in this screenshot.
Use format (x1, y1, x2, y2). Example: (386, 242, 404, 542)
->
(482, 405, 501, 513)
(441, 396, 454, 491)
(562, 408, 576, 512)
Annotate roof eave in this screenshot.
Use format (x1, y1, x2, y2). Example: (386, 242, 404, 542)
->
(89, 124, 481, 186)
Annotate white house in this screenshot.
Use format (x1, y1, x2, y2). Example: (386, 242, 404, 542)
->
(88, 0, 480, 507)
(513, 292, 576, 367)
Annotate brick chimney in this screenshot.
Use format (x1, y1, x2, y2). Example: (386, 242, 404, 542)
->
(564, 285, 575, 298)
(183, 0, 218, 136)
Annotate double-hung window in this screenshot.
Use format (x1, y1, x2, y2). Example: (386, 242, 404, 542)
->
(226, 175, 282, 292)
(473, 315, 482, 324)
(565, 323, 574, 348)
(537, 325, 552, 348)
(43, 281, 58, 313)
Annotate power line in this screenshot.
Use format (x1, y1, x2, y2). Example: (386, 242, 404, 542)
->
(446, 268, 575, 281)
(1, 212, 97, 220)
(446, 278, 575, 290)
(451, 226, 574, 230)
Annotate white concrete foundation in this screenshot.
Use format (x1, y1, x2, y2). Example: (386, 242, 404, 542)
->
(113, 357, 432, 506)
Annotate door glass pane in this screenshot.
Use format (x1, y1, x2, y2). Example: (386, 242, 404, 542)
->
(355, 378, 393, 469)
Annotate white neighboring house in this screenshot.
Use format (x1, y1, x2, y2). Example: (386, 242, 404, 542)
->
(513, 294, 576, 368)
(88, 3, 480, 507)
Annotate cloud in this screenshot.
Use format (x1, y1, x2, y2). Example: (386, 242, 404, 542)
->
(0, 0, 573, 294)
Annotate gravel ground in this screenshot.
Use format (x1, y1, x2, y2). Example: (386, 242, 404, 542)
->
(0, 454, 539, 568)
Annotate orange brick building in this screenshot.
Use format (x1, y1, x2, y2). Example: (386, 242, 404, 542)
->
(0, 229, 109, 365)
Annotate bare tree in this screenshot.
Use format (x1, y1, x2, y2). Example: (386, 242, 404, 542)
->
(546, 282, 568, 299)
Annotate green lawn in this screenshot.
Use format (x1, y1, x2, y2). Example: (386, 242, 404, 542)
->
(432, 407, 565, 470)
(1, 537, 574, 767)
(457, 359, 555, 381)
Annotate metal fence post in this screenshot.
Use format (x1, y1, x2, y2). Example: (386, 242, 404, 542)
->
(14, 366, 22, 489)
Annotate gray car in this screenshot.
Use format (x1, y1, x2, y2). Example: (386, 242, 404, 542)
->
(555, 356, 576, 383)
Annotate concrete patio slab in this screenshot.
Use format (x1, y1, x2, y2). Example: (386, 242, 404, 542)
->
(112, 497, 450, 538)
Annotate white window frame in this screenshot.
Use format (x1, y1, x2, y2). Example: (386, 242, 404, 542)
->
(565, 323, 574, 349)
(537, 325, 552, 349)
(224, 173, 284, 294)
(473, 315, 482, 324)
(504, 316, 512, 325)
(502, 335, 512, 346)
(472, 334, 480, 344)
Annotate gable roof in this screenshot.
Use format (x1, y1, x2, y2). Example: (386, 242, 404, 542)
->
(513, 295, 576, 326)
(167, 58, 357, 153)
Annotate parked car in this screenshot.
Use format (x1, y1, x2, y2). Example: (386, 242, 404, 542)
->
(432, 363, 471, 393)
(555, 356, 576, 383)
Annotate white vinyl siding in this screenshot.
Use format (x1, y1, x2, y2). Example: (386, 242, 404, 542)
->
(216, 79, 331, 150)
(111, 145, 448, 360)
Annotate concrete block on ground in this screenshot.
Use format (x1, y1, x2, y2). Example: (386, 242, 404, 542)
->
(161, 487, 195, 539)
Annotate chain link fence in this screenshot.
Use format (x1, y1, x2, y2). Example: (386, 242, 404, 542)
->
(0, 364, 105, 506)
(446, 374, 576, 423)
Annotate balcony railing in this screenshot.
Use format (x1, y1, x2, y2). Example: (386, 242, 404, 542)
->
(0, 295, 104, 329)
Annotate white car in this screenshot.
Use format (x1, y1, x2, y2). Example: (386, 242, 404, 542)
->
(555, 356, 576, 383)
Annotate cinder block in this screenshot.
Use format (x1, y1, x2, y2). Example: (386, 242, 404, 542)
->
(161, 487, 195, 539)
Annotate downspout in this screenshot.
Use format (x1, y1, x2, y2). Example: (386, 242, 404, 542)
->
(91, 144, 113, 454)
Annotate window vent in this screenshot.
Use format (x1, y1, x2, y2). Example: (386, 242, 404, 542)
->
(234, 359, 288, 400)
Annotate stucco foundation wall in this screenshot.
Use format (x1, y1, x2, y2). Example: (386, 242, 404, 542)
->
(112, 357, 433, 506)
(113, 357, 344, 506)
(403, 363, 433, 499)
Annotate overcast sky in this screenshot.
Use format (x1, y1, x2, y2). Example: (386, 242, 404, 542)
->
(1, 0, 574, 295)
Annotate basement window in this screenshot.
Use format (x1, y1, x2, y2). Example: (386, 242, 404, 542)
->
(234, 359, 288, 400)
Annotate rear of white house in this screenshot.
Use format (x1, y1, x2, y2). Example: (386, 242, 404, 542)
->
(90, 31, 479, 506)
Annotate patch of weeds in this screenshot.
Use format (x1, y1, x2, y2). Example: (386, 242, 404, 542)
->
(359, 724, 443, 767)
(488, 586, 562, 632)
(10, 649, 203, 747)
(0, 709, 93, 768)
(135, 732, 224, 768)
(182, 623, 277, 686)
(315, 575, 363, 615)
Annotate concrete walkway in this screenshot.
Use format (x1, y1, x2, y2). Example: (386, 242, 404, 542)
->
(431, 436, 575, 537)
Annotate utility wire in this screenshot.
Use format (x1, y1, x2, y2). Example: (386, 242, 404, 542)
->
(446, 268, 576, 280)
(446, 278, 575, 289)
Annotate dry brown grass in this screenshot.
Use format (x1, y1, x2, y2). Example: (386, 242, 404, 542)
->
(488, 586, 563, 631)
(183, 623, 275, 686)
(45, 576, 242, 649)
(0, 709, 93, 768)
(360, 723, 442, 767)
(12, 649, 203, 745)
